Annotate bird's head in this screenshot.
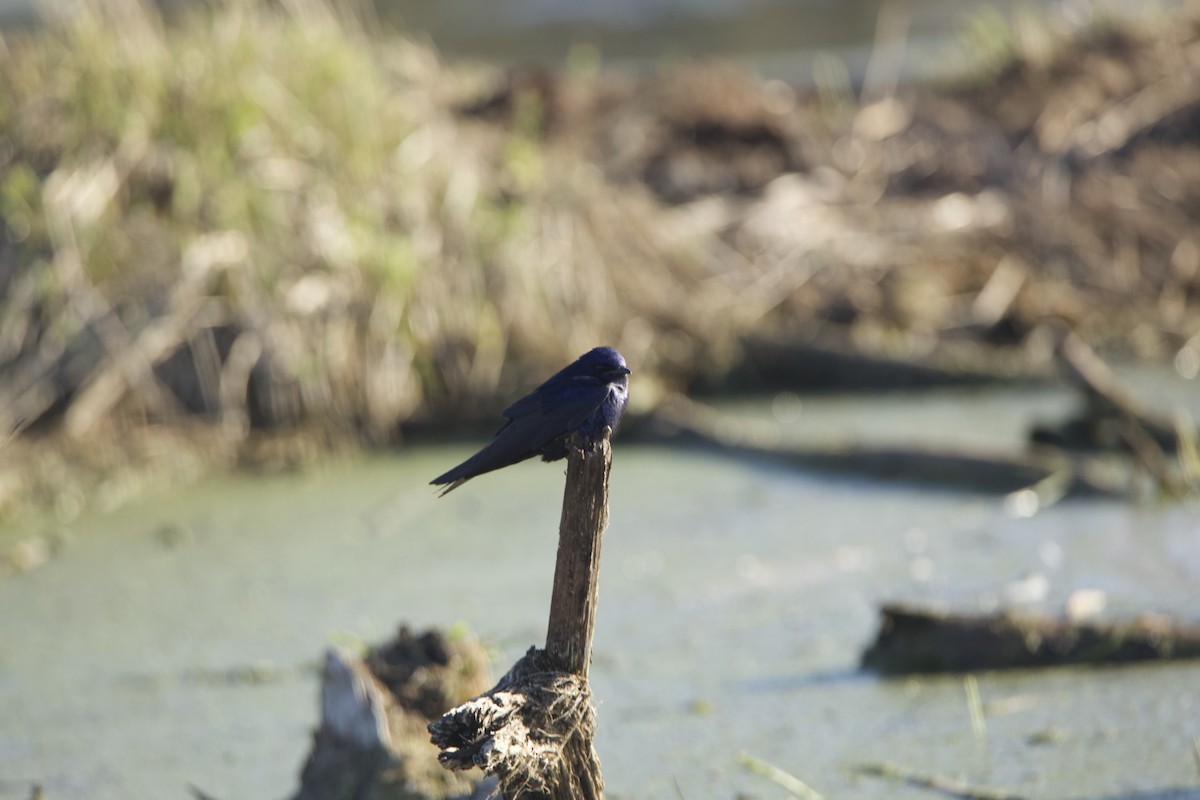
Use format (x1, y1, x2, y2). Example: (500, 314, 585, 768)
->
(571, 346, 631, 386)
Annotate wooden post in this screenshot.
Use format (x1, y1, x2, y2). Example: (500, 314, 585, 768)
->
(545, 430, 613, 676)
(429, 431, 612, 799)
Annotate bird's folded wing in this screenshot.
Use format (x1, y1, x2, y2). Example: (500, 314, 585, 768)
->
(432, 386, 609, 485)
(501, 383, 608, 430)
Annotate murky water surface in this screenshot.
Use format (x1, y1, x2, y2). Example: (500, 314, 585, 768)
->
(1, 389, 1198, 800)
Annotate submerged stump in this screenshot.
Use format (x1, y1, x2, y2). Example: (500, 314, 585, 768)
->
(430, 431, 612, 800)
(292, 626, 492, 800)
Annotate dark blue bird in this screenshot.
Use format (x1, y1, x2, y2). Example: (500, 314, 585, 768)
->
(431, 347, 631, 495)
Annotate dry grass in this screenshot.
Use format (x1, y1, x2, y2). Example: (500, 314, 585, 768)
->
(2, 0, 1199, 518)
(0, 1, 739, 477)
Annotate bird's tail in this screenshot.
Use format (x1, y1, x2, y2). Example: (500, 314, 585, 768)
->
(430, 435, 527, 496)
(433, 477, 469, 497)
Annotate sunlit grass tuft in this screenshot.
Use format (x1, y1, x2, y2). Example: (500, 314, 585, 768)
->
(0, 0, 727, 462)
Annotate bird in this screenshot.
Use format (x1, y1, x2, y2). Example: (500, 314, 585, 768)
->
(431, 346, 631, 495)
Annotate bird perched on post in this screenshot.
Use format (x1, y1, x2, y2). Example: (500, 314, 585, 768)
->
(431, 347, 631, 496)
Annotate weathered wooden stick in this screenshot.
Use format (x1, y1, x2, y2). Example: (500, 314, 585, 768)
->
(429, 431, 612, 799)
(545, 430, 613, 676)
(736, 752, 827, 800)
(853, 761, 1027, 800)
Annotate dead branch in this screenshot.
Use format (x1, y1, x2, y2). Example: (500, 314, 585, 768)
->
(853, 761, 1027, 800)
(1051, 333, 1196, 495)
(1057, 333, 1178, 449)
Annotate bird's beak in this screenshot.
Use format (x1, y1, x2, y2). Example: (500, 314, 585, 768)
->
(614, 366, 631, 376)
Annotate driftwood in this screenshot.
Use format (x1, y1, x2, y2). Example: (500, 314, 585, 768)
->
(429, 431, 612, 799)
(290, 627, 493, 800)
(862, 603, 1200, 675)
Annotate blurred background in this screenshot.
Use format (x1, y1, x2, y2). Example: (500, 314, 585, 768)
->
(0, 0, 1198, 798)
(0, 0, 1161, 77)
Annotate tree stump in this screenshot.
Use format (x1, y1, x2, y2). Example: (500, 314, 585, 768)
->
(291, 627, 493, 800)
(429, 431, 612, 800)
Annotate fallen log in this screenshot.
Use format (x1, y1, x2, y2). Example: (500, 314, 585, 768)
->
(631, 397, 1125, 499)
(429, 431, 613, 799)
(862, 603, 1200, 675)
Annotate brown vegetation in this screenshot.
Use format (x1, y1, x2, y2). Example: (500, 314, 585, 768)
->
(2, 2, 1200, 513)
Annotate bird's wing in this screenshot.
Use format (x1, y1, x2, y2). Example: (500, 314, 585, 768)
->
(501, 380, 606, 429)
(431, 383, 608, 491)
(519, 388, 608, 446)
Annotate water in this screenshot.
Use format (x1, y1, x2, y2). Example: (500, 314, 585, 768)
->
(0, 0, 1177, 83)
(1, 389, 1198, 800)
